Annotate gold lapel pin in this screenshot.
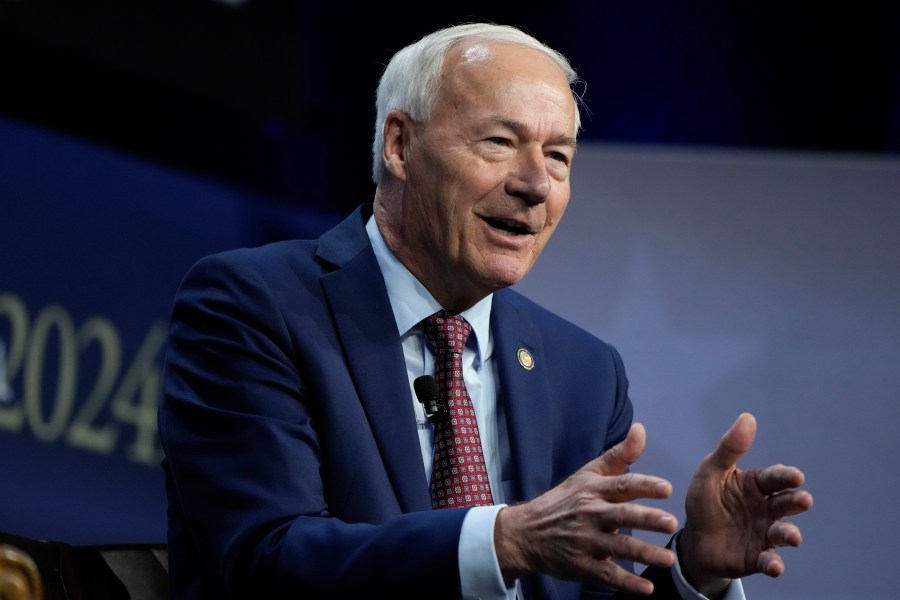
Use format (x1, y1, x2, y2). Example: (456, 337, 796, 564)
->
(517, 348, 535, 370)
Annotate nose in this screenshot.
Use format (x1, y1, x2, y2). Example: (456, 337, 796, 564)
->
(505, 147, 551, 205)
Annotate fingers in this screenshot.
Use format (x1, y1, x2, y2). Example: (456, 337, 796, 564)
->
(767, 520, 803, 548)
(756, 549, 785, 578)
(753, 464, 814, 526)
(546, 469, 678, 533)
(589, 498, 680, 535)
(496, 498, 678, 594)
(706, 412, 757, 471)
(607, 532, 677, 569)
(589, 472, 673, 503)
(578, 535, 677, 596)
(581, 422, 675, 503)
(580, 423, 672, 496)
(679, 413, 812, 586)
(587, 555, 661, 597)
(755, 463, 805, 496)
(768, 488, 814, 520)
(597, 566, 657, 597)
(749, 521, 804, 580)
(589, 422, 647, 476)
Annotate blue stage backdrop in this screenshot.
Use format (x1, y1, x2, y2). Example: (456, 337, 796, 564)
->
(0, 116, 341, 545)
(4, 111, 899, 600)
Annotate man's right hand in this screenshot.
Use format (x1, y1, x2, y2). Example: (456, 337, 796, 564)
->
(493, 423, 679, 596)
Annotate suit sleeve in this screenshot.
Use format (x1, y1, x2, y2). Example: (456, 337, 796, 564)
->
(158, 252, 467, 599)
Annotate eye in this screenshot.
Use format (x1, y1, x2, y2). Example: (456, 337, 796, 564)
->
(547, 150, 570, 165)
(488, 137, 512, 147)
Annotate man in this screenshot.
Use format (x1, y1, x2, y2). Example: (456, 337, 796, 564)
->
(159, 22, 812, 599)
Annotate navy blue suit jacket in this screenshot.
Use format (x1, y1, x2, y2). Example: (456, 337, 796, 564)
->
(159, 204, 679, 599)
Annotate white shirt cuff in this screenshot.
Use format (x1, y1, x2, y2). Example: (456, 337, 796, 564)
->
(459, 504, 517, 600)
(671, 531, 745, 600)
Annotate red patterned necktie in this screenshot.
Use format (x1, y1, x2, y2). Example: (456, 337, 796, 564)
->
(421, 310, 494, 509)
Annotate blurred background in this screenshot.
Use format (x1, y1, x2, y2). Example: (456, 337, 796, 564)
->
(1, 2, 898, 599)
(4, 1, 898, 215)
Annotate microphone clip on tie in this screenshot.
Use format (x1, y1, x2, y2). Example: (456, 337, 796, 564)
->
(414, 375, 448, 423)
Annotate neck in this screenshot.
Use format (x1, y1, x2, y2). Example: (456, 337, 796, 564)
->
(373, 191, 492, 314)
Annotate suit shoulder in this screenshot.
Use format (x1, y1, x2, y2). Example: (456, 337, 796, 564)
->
(192, 239, 316, 270)
(497, 288, 619, 356)
(182, 239, 321, 284)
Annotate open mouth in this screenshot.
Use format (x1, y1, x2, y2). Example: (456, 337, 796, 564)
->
(483, 216, 532, 236)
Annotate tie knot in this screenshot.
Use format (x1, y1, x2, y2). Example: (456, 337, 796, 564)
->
(422, 310, 471, 356)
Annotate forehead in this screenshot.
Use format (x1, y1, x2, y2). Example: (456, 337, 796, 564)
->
(439, 40, 576, 135)
(445, 39, 569, 88)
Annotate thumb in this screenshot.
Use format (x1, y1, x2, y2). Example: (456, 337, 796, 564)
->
(587, 422, 647, 476)
(706, 412, 757, 471)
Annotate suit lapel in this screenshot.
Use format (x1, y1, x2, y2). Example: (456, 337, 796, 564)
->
(318, 207, 432, 513)
(313, 207, 555, 512)
(491, 291, 553, 503)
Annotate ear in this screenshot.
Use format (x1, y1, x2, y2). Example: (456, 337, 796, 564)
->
(382, 110, 413, 181)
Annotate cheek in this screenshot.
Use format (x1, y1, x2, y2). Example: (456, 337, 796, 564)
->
(548, 193, 570, 224)
(531, 228, 555, 260)
(535, 196, 569, 251)
(539, 210, 566, 247)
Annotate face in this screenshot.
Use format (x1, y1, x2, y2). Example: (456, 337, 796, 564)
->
(378, 40, 577, 312)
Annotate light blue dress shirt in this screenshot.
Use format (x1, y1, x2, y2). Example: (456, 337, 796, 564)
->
(365, 216, 744, 600)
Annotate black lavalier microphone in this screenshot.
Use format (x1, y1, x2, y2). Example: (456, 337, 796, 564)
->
(414, 375, 447, 423)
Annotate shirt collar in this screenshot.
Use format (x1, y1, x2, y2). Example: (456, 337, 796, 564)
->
(366, 215, 493, 362)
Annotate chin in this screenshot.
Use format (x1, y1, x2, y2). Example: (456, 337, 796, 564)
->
(478, 258, 532, 290)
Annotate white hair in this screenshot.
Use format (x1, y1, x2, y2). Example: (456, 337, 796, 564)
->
(371, 22, 584, 184)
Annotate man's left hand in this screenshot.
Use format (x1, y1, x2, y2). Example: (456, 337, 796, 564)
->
(677, 412, 814, 598)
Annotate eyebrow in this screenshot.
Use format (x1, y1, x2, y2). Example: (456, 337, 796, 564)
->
(489, 116, 578, 151)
